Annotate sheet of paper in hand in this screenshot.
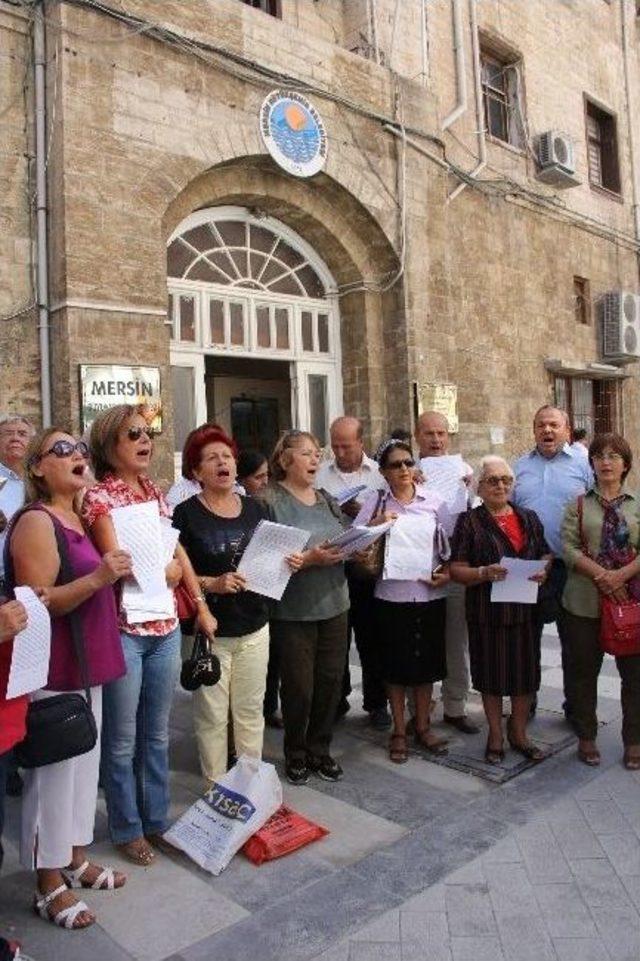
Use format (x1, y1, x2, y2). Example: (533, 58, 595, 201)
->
(6, 586, 51, 699)
(335, 484, 367, 507)
(111, 500, 166, 595)
(419, 454, 468, 516)
(490, 557, 543, 604)
(237, 520, 309, 600)
(326, 521, 393, 559)
(122, 520, 180, 623)
(383, 513, 435, 581)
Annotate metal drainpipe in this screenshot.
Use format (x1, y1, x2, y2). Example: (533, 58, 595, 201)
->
(420, 0, 429, 87)
(34, 4, 52, 427)
(447, 0, 486, 202)
(620, 0, 640, 259)
(442, 0, 467, 130)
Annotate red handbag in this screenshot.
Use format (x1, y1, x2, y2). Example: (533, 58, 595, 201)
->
(577, 496, 640, 657)
(175, 582, 197, 624)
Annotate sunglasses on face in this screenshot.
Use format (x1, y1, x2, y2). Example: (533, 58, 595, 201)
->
(125, 426, 155, 442)
(35, 440, 89, 463)
(386, 458, 415, 470)
(484, 475, 513, 487)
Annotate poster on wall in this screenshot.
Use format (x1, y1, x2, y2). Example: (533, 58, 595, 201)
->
(79, 365, 162, 434)
(417, 383, 459, 433)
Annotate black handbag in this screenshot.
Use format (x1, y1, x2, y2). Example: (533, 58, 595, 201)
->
(180, 631, 221, 692)
(11, 510, 98, 769)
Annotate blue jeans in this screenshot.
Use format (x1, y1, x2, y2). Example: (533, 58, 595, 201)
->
(102, 627, 181, 844)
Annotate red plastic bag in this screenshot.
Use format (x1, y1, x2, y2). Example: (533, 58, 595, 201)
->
(242, 805, 329, 865)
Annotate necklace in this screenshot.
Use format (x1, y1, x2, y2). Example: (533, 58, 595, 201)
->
(199, 491, 240, 517)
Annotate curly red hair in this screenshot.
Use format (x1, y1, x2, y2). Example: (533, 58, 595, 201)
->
(182, 427, 238, 480)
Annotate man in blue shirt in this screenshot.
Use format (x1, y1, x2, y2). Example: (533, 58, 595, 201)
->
(512, 405, 593, 721)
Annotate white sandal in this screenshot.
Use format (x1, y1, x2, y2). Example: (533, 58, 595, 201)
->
(61, 859, 121, 890)
(34, 883, 94, 929)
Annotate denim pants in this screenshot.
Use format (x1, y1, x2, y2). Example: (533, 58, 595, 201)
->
(102, 627, 181, 844)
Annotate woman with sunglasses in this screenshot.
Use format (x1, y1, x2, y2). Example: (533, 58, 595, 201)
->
(450, 456, 550, 764)
(81, 406, 216, 867)
(354, 440, 451, 764)
(265, 430, 349, 785)
(560, 433, 640, 769)
(7, 428, 132, 930)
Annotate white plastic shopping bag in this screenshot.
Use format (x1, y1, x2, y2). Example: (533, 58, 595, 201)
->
(163, 755, 283, 875)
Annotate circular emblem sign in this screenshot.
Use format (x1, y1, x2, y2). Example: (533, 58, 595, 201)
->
(259, 90, 328, 178)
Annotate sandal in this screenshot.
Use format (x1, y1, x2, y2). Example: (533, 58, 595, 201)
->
(146, 833, 177, 855)
(577, 741, 601, 767)
(484, 739, 505, 766)
(507, 720, 545, 762)
(623, 749, 640, 771)
(414, 728, 448, 756)
(61, 859, 126, 890)
(116, 838, 155, 866)
(34, 884, 95, 930)
(389, 733, 408, 764)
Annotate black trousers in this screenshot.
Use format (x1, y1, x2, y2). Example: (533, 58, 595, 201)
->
(347, 575, 387, 711)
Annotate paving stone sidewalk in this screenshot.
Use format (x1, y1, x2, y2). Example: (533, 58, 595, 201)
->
(1, 628, 639, 961)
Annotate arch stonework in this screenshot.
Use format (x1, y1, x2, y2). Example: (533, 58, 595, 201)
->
(162, 157, 408, 448)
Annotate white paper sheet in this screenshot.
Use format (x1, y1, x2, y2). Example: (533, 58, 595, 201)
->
(419, 454, 468, 516)
(236, 520, 310, 600)
(490, 557, 545, 605)
(335, 484, 368, 507)
(383, 514, 435, 581)
(122, 521, 180, 623)
(327, 521, 393, 559)
(6, 586, 51, 699)
(111, 501, 166, 595)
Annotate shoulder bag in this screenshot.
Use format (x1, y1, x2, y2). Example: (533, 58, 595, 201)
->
(9, 509, 98, 768)
(577, 495, 640, 658)
(348, 489, 388, 581)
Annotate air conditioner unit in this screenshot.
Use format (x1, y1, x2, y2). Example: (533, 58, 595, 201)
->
(536, 130, 580, 187)
(599, 291, 640, 364)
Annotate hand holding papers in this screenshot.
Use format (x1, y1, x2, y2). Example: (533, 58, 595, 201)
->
(383, 514, 435, 581)
(237, 521, 309, 600)
(334, 484, 367, 507)
(111, 501, 166, 595)
(419, 454, 468, 516)
(6, 586, 51, 698)
(490, 557, 546, 604)
(326, 522, 393, 559)
(122, 519, 180, 624)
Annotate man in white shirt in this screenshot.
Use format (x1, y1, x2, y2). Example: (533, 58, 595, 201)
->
(0, 414, 34, 597)
(315, 416, 389, 729)
(415, 411, 479, 735)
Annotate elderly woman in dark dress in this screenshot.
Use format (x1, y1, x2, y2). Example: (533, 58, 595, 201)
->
(450, 456, 551, 764)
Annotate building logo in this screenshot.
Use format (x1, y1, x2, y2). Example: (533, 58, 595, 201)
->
(259, 90, 328, 178)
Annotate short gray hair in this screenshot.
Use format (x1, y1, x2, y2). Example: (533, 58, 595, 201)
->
(478, 455, 514, 482)
(0, 414, 35, 433)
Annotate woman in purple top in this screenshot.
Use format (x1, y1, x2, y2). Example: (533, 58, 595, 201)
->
(8, 428, 132, 932)
(354, 439, 451, 764)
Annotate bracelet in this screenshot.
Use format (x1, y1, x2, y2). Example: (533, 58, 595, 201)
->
(478, 566, 486, 581)
(192, 593, 207, 604)
(198, 576, 208, 593)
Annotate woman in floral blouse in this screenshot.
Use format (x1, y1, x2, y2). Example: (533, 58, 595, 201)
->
(82, 405, 216, 867)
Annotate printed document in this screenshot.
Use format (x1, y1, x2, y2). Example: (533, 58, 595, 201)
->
(111, 501, 166, 595)
(334, 484, 367, 506)
(6, 586, 51, 699)
(327, 521, 393, 558)
(490, 557, 545, 604)
(237, 521, 309, 600)
(419, 454, 468, 516)
(383, 514, 435, 581)
(123, 521, 180, 623)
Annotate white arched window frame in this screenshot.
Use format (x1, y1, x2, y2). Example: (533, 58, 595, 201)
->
(167, 206, 343, 460)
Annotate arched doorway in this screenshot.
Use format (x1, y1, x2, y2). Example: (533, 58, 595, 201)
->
(167, 205, 342, 475)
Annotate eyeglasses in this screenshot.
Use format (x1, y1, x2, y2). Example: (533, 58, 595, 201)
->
(34, 440, 89, 463)
(386, 458, 415, 470)
(483, 475, 513, 487)
(126, 426, 155, 442)
(592, 452, 623, 462)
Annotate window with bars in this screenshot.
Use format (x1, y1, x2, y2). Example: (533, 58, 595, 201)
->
(238, 0, 281, 16)
(573, 276, 591, 325)
(480, 50, 523, 148)
(554, 376, 620, 437)
(585, 100, 621, 194)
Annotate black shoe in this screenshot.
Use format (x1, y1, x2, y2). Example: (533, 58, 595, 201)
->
(307, 754, 343, 782)
(6, 770, 23, 798)
(443, 714, 481, 735)
(369, 708, 392, 731)
(285, 759, 310, 785)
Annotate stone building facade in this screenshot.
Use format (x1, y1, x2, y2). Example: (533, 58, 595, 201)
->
(1, 0, 639, 483)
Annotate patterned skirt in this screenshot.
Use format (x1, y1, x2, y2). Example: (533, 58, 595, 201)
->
(467, 618, 542, 696)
